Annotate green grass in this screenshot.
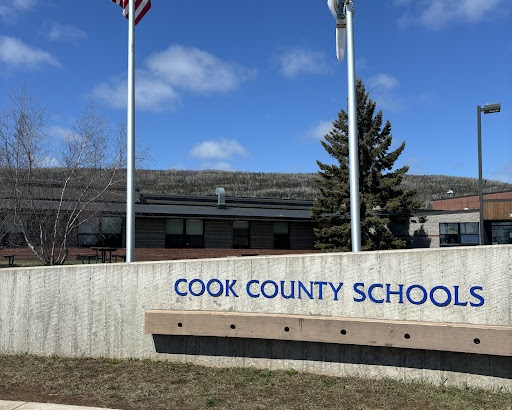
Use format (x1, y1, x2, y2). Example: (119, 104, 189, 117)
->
(0, 355, 510, 410)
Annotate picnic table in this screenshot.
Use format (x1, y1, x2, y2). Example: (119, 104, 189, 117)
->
(3, 254, 15, 266)
(91, 247, 118, 263)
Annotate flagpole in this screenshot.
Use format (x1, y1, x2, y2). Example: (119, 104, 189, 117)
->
(126, 0, 136, 262)
(345, 0, 361, 252)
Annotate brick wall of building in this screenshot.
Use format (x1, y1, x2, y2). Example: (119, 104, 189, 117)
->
(432, 191, 512, 211)
(290, 222, 317, 250)
(5, 247, 321, 264)
(135, 217, 166, 248)
(204, 220, 232, 248)
(250, 221, 274, 249)
(132, 218, 317, 250)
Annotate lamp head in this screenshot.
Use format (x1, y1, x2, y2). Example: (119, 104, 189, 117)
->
(483, 103, 501, 114)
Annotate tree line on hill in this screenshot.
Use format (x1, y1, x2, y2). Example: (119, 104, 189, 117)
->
(136, 169, 512, 208)
(6, 166, 510, 208)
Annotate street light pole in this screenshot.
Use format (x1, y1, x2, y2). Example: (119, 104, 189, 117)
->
(477, 103, 501, 245)
(477, 106, 484, 245)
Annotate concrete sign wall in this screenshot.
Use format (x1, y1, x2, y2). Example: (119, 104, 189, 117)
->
(0, 246, 511, 390)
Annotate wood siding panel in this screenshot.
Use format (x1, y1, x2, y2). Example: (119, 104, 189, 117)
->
(484, 202, 512, 220)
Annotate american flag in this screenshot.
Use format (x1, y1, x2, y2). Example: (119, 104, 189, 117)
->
(112, 0, 151, 25)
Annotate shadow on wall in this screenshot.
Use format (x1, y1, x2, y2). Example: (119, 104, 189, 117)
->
(388, 218, 432, 249)
(152, 335, 511, 380)
(411, 225, 432, 248)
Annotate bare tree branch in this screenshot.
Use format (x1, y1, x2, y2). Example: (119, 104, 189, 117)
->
(0, 88, 125, 265)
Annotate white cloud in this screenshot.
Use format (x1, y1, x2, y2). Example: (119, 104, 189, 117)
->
(37, 155, 60, 168)
(47, 125, 71, 140)
(368, 74, 398, 91)
(189, 139, 249, 160)
(395, 0, 506, 29)
(367, 73, 402, 112)
(0, 0, 36, 20)
(45, 22, 87, 42)
(275, 48, 328, 78)
(393, 0, 412, 6)
(146, 45, 255, 94)
(308, 120, 333, 140)
(92, 45, 254, 111)
(90, 70, 181, 112)
(402, 156, 427, 175)
(491, 162, 512, 183)
(0, 35, 60, 69)
(12, 0, 36, 9)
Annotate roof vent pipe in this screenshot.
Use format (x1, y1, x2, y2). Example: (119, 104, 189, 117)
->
(215, 187, 226, 209)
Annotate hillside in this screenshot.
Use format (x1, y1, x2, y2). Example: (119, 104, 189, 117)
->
(3, 168, 510, 208)
(136, 169, 512, 208)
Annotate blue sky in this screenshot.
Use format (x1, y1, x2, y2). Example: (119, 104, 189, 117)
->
(1, 0, 511, 183)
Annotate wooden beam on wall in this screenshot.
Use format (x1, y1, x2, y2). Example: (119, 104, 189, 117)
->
(145, 310, 512, 357)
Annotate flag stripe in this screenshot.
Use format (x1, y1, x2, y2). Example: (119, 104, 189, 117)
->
(111, 0, 151, 25)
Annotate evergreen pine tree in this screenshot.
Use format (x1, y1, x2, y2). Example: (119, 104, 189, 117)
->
(311, 78, 418, 252)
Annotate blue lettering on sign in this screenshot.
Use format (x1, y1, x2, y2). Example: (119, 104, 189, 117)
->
(353, 282, 366, 302)
(352, 283, 484, 307)
(280, 280, 295, 299)
(406, 284, 428, 305)
(469, 286, 485, 307)
(261, 280, 279, 299)
(172, 278, 485, 307)
(246, 279, 260, 298)
(329, 282, 344, 301)
(430, 286, 452, 307)
(368, 283, 384, 304)
(174, 278, 187, 296)
(226, 280, 238, 297)
(298, 281, 313, 299)
(245, 280, 344, 301)
(386, 284, 404, 304)
(453, 286, 468, 306)
(173, 278, 239, 298)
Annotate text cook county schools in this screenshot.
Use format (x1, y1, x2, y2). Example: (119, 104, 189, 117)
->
(173, 279, 485, 308)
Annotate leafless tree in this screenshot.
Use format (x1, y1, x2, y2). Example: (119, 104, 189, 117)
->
(0, 86, 125, 265)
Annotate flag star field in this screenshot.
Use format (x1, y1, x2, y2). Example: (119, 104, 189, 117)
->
(0, 1, 510, 182)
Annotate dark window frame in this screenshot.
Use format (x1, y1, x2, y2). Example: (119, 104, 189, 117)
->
(439, 222, 479, 247)
(273, 221, 290, 249)
(78, 216, 123, 248)
(165, 218, 204, 248)
(233, 220, 250, 249)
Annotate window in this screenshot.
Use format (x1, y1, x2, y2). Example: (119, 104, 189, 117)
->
(273, 222, 290, 249)
(79, 218, 101, 246)
(439, 222, 479, 246)
(233, 221, 250, 249)
(79, 216, 122, 247)
(491, 222, 512, 245)
(1, 215, 24, 246)
(101, 217, 123, 247)
(165, 219, 204, 248)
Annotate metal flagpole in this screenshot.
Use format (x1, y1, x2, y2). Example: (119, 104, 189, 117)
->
(126, 0, 136, 262)
(345, 0, 361, 252)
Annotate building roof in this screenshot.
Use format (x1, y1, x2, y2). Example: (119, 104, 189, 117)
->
(136, 192, 315, 221)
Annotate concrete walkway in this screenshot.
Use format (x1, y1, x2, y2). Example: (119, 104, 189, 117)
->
(0, 401, 119, 410)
